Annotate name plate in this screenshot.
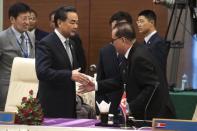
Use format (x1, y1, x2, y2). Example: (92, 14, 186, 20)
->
(152, 118, 197, 131)
(0, 111, 15, 124)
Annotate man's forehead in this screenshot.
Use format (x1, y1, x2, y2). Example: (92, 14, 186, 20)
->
(16, 12, 30, 18)
(67, 12, 78, 18)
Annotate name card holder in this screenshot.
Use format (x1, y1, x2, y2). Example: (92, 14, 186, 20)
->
(152, 118, 197, 131)
(0, 111, 15, 124)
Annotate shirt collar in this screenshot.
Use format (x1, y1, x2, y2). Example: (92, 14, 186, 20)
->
(54, 29, 69, 43)
(144, 30, 157, 43)
(124, 39, 136, 59)
(11, 25, 26, 40)
(28, 29, 35, 34)
(125, 46, 132, 59)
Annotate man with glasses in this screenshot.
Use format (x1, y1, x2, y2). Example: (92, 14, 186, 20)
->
(79, 23, 175, 120)
(36, 6, 89, 118)
(28, 9, 48, 44)
(96, 11, 132, 117)
(0, 2, 35, 111)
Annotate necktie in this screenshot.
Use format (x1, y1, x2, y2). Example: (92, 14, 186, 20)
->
(20, 34, 28, 58)
(120, 57, 128, 84)
(64, 40, 73, 66)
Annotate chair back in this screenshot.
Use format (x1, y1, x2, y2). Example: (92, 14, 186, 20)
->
(192, 105, 197, 120)
(4, 57, 38, 112)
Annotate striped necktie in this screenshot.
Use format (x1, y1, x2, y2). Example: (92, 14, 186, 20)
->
(20, 34, 28, 58)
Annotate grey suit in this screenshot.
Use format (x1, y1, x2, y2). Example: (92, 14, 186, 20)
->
(0, 27, 35, 110)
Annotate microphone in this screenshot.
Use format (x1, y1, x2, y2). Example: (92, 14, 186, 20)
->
(126, 82, 160, 128)
(144, 82, 160, 120)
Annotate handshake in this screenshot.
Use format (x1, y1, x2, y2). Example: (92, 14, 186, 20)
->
(71, 68, 96, 94)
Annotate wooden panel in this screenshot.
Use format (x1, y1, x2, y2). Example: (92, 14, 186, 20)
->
(75, 0, 90, 68)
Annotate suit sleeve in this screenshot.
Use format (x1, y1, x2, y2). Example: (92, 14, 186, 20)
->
(96, 49, 105, 81)
(97, 75, 122, 95)
(129, 56, 159, 115)
(35, 40, 72, 82)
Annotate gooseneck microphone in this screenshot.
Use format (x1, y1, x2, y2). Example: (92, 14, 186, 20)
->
(144, 82, 160, 120)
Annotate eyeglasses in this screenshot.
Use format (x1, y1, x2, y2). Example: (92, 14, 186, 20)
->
(111, 37, 121, 44)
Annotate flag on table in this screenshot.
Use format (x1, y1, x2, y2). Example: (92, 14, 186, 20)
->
(119, 91, 127, 119)
(155, 122, 167, 128)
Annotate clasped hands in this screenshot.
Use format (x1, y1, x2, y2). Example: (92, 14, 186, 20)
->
(71, 68, 96, 94)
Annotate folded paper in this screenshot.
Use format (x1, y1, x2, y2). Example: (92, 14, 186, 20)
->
(96, 100, 111, 113)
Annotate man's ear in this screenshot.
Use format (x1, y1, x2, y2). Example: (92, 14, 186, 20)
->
(57, 19, 62, 27)
(150, 20, 155, 25)
(10, 16, 15, 24)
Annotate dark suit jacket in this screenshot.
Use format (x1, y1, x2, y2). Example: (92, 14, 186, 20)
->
(36, 32, 79, 118)
(145, 33, 169, 75)
(35, 28, 48, 43)
(96, 43, 123, 115)
(70, 34, 86, 73)
(97, 43, 175, 120)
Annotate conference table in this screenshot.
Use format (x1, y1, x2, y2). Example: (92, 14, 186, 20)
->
(170, 91, 197, 119)
(0, 118, 152, 131)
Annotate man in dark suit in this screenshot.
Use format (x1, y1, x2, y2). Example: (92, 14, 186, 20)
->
(79, 23, 175, 120)
(36, 6, 89, 118)
(0, 2, 35, 111)
(49, 10, 86, 73)
(96, 11, 132, 116)
(136, 10, 169, 76)
(28, 9, 48, 44)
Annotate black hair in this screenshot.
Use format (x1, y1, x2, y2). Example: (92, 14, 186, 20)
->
(109, 11, 132, 25)
(114, 22, 136, 41)
(54, 6, 77, 27)
(8, 2, 30, 19)
(138, 10, 157, 25)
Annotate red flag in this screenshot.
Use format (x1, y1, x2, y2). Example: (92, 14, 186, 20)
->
(119, 91, 127, 119)
(155, 122, 167, 128)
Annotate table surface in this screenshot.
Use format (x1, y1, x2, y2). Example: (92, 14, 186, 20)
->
(0, 118, 152, 131)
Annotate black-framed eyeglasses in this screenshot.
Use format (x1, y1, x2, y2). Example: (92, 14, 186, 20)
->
(111, 37, 121, 44)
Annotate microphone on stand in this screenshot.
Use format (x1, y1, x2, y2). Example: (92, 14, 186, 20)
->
(144, 82, 160, 120)
(127, 82, 160, 128)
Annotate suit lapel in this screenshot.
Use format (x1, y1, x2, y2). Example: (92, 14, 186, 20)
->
(53, 33, 72, 69)
(6, 27, 23, 56)
(147, 33, 158, 45)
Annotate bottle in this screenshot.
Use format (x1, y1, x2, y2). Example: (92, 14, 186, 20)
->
(181, 74, 188, 91)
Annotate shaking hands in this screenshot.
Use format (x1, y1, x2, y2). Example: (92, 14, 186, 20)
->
(71, 68, 96, 94)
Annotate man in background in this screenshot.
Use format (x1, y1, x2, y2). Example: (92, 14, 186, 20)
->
(96, 11, 132, 117)
(28, 9, 48, 44)
(49, 10, 86, 73)
(136, 10, 169, 77)
(0, 2, 35, 111)
(36, 6, 89, 118)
